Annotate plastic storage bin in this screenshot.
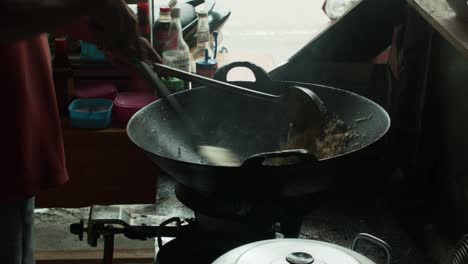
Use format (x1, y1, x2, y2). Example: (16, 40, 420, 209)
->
(114, 92, 157, 123)
(68, 98, 113, 129)
(80, 41, 107, 62)
(74, 81, 118, 100)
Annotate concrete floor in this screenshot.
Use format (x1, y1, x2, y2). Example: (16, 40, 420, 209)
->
(35, 174, 191, 251)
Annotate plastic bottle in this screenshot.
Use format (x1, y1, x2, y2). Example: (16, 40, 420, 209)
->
(153, 6, 172, 54)
(192, 11, 213, 70)
(162, 7, 191, 72)
(137, 2, 151, 41)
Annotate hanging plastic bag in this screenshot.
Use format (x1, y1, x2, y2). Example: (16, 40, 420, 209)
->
(322, 0, 362, 20)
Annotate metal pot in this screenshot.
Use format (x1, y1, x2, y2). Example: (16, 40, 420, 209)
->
(212, 233, 391, 264)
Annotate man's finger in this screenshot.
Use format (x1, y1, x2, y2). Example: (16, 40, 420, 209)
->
(139, 37, 162, 63)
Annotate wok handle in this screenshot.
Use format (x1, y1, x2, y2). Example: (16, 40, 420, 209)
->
(352, 233, 392, 264)
(242, 149, 317, 167)
(152, 62, 278, 101)
(214, 61, 275, 88)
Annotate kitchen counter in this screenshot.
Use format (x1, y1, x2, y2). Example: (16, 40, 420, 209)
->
(407, 0, 468, 58)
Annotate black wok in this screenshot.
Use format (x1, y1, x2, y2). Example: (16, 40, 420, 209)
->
(127, 62, 391, 198)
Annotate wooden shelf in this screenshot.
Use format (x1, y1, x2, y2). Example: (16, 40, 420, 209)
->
(36, 248, 154, 264)
(407, 0, 468, 58)
(36, 119, 158, 208)
(61, 119, 127, 134)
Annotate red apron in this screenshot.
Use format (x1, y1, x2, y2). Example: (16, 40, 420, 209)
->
(0, 34, 68, 204)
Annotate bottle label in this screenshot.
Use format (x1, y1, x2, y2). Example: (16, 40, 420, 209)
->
(163, 51, 190, 72)
(155, 31, 169, 52)
(156, 31, 169, 42)
(196, 67, 217, 79)
(197, 30, 210, 43)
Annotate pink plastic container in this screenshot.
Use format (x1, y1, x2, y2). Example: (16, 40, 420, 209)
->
(113, 92, 158, 123)
(74, 82, 118, 100)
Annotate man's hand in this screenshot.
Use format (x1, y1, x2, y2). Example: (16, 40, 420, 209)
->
(135, 36, 162, 63)
(107, 36, 162, 68)
(88, 0, 160, 63)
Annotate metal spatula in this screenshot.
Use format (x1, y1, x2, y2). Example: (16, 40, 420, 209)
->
(135, 60, 244, 166)
(151, 62, 326, 142)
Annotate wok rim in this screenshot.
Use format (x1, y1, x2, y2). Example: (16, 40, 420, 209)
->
(126, 83, 391, 167)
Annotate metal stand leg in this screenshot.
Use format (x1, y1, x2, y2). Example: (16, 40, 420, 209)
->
(103, 234, 115, 264)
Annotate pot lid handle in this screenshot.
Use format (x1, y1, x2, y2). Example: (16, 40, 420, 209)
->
(352, 233, 392, 264)
(286, 252, 314, 264)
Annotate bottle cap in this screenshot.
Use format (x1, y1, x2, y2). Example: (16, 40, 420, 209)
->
(161, 77, 185, 93)
(171, 7, 180, 18)
(137, 2, 150, 13)
(196, 58, 218, 70)
(198, 11, 208, 18)
(55, 38, 68, 55)
(160, 6, 171, 13)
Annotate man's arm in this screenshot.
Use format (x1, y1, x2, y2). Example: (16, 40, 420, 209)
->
(0, 0, 106, 43)
(0, 0, 160, 63)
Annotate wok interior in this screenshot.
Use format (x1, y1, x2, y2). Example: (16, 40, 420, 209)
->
(127, 84, 390, 165)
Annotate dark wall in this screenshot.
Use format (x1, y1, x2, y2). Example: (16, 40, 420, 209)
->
(424, 34, 468, 239)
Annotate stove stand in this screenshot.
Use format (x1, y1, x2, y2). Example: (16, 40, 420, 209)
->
(70, 182, 319, 264)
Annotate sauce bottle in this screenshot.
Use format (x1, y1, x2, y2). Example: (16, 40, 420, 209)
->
(162, 7, 191, 73)
(153, 6, 172, 55)
(192, 11, 214, 71)
(137, 2, 151, 41)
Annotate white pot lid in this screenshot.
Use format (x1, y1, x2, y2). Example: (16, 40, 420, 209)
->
(212, 238, 379, 264)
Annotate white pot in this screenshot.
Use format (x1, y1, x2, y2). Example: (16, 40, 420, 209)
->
(212, 233, 391, 264)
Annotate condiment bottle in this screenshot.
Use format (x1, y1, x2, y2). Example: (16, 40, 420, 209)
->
(196, 49, 218, 79)
(192, 11, 213, 71)
(153, 6, 172, 54)
(162, 7, 192, 89)
(162, 7, 191, 72)
(137, 2, 151, 41)
(52, 37, 74, 116)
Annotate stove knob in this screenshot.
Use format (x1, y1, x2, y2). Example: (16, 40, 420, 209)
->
(286, 252, 314, 264)
(70, 220, 85, 241)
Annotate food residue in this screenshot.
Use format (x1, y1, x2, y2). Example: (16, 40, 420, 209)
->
(277, 114, 357, 161)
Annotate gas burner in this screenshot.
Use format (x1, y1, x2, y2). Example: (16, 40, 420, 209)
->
(70, 181, 319, 264)
(175, 183, 317, 238)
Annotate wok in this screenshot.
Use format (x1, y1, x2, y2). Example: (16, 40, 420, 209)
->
(127, 62, 391, 198)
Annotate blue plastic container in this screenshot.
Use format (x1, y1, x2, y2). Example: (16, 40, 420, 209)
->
(68, 98, 113, 129)
(80, 41, 107, 62)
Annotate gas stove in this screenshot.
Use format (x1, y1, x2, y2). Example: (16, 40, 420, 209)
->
(70, 173, 437, 264)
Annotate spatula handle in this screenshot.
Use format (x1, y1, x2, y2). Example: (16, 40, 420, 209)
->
(152, 63, 279, 101)
(135, 61, 204, 140)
